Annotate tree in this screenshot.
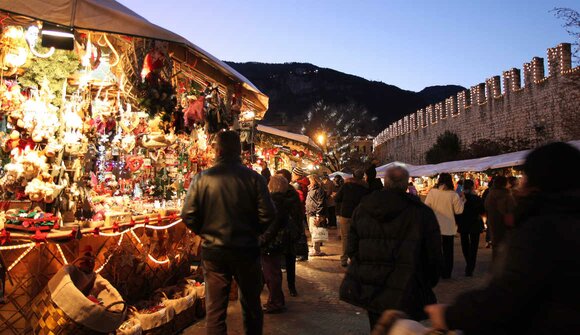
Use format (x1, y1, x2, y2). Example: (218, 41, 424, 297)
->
(553, 8, 580, 61)
(425, 131, 462, 164)
(301, 100, 376, 172)
(553, 8, 580, 141)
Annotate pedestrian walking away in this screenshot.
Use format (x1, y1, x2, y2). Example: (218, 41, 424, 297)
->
(181, 131, 276, 335)
(455, 179, 485, 277)
(334, 169, 369, 267)
(484, 175, 515, 262)
(260, 175, 292, 314)
(425, 173, 464, 279)
(275, 169, 304, 297)
(340, 166, 443, 331)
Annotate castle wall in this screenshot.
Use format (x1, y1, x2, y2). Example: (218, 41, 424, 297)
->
(373, 43, 580, 164)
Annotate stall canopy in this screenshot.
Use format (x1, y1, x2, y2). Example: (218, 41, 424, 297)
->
(257, 125, 321, 149)
(329, 171, 353, 180)
(381, 140, 580, 177)
(376, 161, 415, 174)
(0, 0, 269, 113)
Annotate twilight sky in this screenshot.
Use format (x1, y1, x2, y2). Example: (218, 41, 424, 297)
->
(118, 0, 577, 91)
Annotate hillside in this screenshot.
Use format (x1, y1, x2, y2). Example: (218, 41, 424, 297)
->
(227, 62, 465, 134)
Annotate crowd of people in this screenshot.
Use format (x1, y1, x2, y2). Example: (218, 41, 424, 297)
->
(181, 130, 580, 335)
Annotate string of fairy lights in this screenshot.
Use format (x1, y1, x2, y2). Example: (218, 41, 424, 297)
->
(0, 218, 184, 273)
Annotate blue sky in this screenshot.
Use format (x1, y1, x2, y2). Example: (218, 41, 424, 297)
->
(118, 0, 577, 91)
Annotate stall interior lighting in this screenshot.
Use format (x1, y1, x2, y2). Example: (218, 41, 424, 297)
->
(41, 23, 74, 50)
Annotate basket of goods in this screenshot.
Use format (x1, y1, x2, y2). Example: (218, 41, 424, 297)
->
(4, 208, 60, 232)
(155, 279, 205, 331)
(116, 317, 143, 335)
(28, 246, 127, 334)
(132, 301, 175, 335)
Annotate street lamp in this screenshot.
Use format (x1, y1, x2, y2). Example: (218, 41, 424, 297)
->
(317, 132, 326, 147)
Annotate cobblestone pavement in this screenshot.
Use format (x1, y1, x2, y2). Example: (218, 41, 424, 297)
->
(183, 228, 491, 335)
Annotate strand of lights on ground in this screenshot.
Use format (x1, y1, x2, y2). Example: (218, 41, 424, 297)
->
(1, 218, 183, 272)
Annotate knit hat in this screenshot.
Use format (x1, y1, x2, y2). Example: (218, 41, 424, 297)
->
(523, 142, 580, 193)
(292, 167, 308, 177)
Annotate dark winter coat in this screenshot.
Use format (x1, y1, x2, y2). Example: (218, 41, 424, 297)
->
(282, 188, 306, 255)
(181, 157, 276, 261)
(368, 178, 384, 192)
(260, 192, 290, 255)
(305, 185, 326, 217)
(484, 188, 515, 247)
(456, 192, 485, 234)
(339, 189, 443, 320)
(445, 190, 580, 334)
(335, 178, 369, 218)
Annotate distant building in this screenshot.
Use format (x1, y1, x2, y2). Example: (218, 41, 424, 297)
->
(350, 135, 374, 157)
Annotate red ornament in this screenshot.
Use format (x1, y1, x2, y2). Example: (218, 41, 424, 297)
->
(0, 229, 10, 245)
(31, 229, 48, 246)
(298, 151, 305, 158)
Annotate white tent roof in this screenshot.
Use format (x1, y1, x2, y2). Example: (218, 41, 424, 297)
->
(376, 161, 415, 175)
(0, 0, 268, 112)
(329, 171, 352, 180)
(257, 125, 320, 149)
(387, 140, 580, 177)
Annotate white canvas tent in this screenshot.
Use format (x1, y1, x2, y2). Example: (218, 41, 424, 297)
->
(0, 0, 269, 113)
(329, 171, 353, 180)
(383, 140, 580, 177)
(376, 161, 415, 175)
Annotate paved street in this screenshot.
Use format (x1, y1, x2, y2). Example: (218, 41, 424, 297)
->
(184, 228, 491, 335)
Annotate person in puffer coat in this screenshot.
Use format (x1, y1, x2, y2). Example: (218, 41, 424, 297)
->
(340, 166, 443, 331)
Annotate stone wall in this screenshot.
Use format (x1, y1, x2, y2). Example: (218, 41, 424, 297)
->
(373, 43, 580, 164)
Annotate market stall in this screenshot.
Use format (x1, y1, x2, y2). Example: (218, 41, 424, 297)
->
(254, 124, 323, 173)
(0, 1, 268, 334)
(376, 140, 580, 196)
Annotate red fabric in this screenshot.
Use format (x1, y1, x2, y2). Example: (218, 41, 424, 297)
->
(184, 96, 205, 127)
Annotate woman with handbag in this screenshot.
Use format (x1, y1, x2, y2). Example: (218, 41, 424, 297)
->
(305, 174, 328, 257)
(276, 169, 305, 297)
(260, 175, 292, 313)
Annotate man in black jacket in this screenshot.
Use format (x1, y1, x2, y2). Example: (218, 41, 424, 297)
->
(181, 131, 276, 335)
(339, 166, 443, 331)
(426, 142, 580, 334)
(334, 169, 369, 267)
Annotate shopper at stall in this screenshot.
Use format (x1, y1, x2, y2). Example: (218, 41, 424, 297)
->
(260, 175, 291, 314)
(456, 179, 485, 277)
(291, 167, 310, 261)
(260, 161, 271, 184)
(425, 173, 464, 279)
(305, 174, 327, 256)
(484, 176, 515, 261)
(334, 169, 369, 267)
(181, 131, 276, 335)
(340, 166, 443, 330)
(322, 172, 338, 228)
(275, 169, 304, 297)
(425, 142, 580, 334)
(365, 164, 384, 192)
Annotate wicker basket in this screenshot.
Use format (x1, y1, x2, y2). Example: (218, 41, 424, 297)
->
(134, 306, 175, 335)
(165, 292, 198, 332)
(28, 265, 127, 335)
